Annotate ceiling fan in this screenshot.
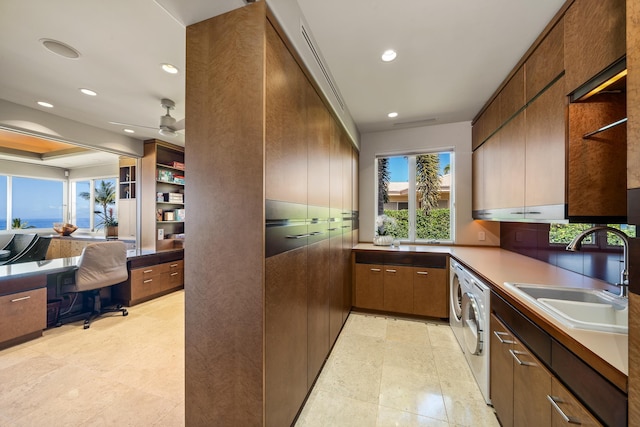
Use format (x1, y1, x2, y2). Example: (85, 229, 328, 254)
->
(110, 98, 185, 137)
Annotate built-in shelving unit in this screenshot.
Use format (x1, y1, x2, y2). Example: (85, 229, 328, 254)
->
(118, 157, 137, 239)
(141, 139, 185, 251)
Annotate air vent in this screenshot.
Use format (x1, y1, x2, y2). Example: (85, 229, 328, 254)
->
(300, 22, 345, 111)
(392, 118, 437, 128)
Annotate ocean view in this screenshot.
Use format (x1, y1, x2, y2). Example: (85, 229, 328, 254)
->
(0, 218, 90, 229)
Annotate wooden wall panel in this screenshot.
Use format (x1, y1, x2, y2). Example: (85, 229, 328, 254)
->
(564, 0, 626, 95)
(185, 3, 266, 426)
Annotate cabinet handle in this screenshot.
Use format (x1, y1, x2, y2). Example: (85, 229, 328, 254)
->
(10, 296, 31, 303)
(509, 349, 536, 366)
(327, 228, 338, 231)
(386, 269, 396, 273)
(170, 263, 178, 267)
(143, 279, 153, 284)
(370, 268, 381, 272)
(510, 211, 525, 215)
(416, 271, 429, 275)
(286, 233, 309, 239)
(171, 272, 178, 276)
(493, 330, 515, 344)
(143, 269, 154, 273)
(547, 395, 582, 424)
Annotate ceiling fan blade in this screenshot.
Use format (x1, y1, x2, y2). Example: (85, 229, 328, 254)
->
(109, 121, 158, 130)
(173, 118, 185, 131)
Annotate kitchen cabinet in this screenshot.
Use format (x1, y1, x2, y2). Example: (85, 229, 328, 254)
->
(112, 255, 183, 306)
(383, 265, 413, 313)
(564, 0, 626, 96)
(490, 313, 602, 427)
(492, 291, 623, 426)
(526, 19, 564, 103)
(140, 140, 185, 251)
(500, 67, 525, 123)
(0, 287, 46, 347)
(412, 266, 448, 318)
(353, 251, 448, 317)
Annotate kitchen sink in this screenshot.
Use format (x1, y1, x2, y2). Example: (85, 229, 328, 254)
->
(503, 283, 628, 334)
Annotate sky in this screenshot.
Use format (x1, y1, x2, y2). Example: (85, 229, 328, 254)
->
(388, 153, 451, 182)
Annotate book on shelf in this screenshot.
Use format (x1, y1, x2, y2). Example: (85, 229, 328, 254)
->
(174, 209, 185, 221)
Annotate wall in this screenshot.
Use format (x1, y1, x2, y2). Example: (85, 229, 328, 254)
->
(359, 121, 500, 245)
(0, 159, 66, 180)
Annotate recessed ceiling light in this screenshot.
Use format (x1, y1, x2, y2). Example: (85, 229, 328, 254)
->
(381, 49, 397, 62)
(40, 38, 81, 59)
(124, 129, 135, 134)
(161, 63, 179, 74)
(80, 88, 97, 96)
(388, 112, 398, 118)
(37, 101, 54, 108)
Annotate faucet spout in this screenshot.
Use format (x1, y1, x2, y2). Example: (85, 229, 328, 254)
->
(565, 226, 629, 298)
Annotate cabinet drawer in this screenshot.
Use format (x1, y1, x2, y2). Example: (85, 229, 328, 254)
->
(0, 288, 46, 343)
(132, 263, 169, 282)
(168, 260, 184, 287)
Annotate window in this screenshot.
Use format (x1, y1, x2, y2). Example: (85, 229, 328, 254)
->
(8, 176, 64, 229)
(549, 223, 636, 246)
(0, 176, 6, 230)
(71, 178, 118, 231)
(376, 151, 453, 242)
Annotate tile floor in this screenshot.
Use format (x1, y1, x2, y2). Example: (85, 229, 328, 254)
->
(0, 292, 497, 426)
(295, 313, 499, 427)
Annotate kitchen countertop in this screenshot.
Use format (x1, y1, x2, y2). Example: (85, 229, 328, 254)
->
(354, 243, 628, 388)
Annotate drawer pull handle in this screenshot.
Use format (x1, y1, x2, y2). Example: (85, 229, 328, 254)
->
(386, 269, 396, 273)
(143, 269, 154, 273)
(509, 349, 535, 366)
(547, 395, 581, 424)
(370, 268, 381, 272)
(171, 272, 178, 276)
(170, 263, 178, 268)
(416, 271, 429, 275)
(286, 234, 309, 239)
(143, 279, 153, 284)
(493, 331, 515, 344)
(10, 296, 31, 303)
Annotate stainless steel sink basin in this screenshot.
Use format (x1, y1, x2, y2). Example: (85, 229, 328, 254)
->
(503, 283, 628, 334)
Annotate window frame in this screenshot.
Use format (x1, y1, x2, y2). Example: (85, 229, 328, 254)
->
(375, 149, 455, 244)
(1, 174, 66, 231)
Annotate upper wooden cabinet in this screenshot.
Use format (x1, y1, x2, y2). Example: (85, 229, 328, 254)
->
(500, 67, 525, 123)
(526, 19, 564, 102)
(564, 0, 626, 95)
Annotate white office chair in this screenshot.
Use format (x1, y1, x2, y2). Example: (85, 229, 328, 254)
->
(57, 241, 129, 329)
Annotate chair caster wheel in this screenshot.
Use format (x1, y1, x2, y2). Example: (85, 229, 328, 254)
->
(123, 310, 129, 317)
(83, 321, 90, 329)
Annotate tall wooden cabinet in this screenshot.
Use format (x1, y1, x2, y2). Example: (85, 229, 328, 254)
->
(185, 4, 358, 426)
(140, 140, 185, 251)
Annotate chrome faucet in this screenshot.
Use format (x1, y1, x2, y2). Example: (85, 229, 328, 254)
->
(566, 226, 629, 298)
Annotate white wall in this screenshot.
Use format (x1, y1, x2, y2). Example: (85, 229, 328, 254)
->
(359, 121, 500, 246)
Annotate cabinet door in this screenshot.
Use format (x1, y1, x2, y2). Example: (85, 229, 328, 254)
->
(307, 239, 331, 387)
(500, 67, 525, 123)
(354, 263, 384, 310)
(490, 314, 514, 427)
(118, 199, 136, 239)
(499, 113, 525, 210)
(483, 133, 501, 210)
(526, 19, 564, 102)
(472, 145, 485, 214)
(512, 338, 552, 426)
(265, 247, 308, 427)
(549, 377, 602, 427)
(383, 265, 413, 313)
(0, 288, 46, 343)
(564, 0, 626, 95)
(525, 76, 566, 209)
(412, 267, 447, 318)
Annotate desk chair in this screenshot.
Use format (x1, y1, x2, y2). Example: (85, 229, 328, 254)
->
(57, 241, 129, 329)
(0, 234, 38, 265)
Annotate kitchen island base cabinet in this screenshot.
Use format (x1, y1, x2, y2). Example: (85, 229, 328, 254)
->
(0, 287, 46, 348)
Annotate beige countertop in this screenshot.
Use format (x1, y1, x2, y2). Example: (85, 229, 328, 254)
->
(354, 243, 628, 381)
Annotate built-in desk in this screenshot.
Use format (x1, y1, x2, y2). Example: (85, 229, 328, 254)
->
(0, 247, 184, 350)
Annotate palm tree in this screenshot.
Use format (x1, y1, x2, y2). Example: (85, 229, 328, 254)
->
(443, 163, 451, 175)
(377, 157, 390, 215)
(11, 218, 35, 229)
(80, 180, 117, 229)
(416, 154, 440, 214)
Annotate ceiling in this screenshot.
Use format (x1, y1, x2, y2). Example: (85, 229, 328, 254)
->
(0, 0, 566, 166)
